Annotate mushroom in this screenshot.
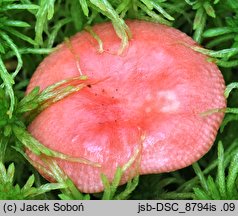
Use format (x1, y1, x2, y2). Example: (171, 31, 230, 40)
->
(26, 20, 226, 193)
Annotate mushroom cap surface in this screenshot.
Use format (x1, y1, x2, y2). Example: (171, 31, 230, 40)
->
(27, 20, 226, 193)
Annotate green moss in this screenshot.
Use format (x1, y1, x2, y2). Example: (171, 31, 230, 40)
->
(0, 0, 238, 200)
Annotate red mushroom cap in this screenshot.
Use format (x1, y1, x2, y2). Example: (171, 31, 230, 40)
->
(27, 20, 226, 193)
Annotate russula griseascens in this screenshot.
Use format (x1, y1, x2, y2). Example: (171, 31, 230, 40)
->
(26, 20, 226, 193)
